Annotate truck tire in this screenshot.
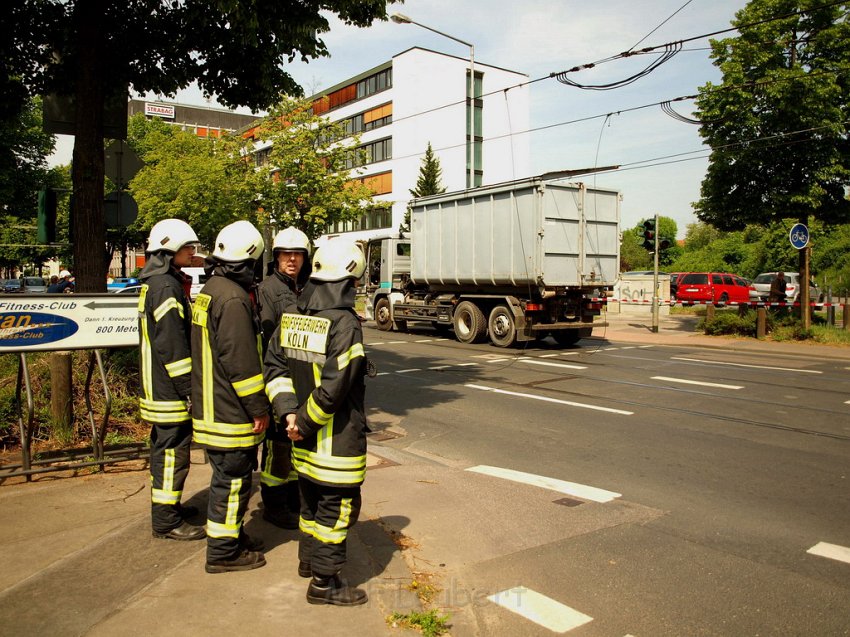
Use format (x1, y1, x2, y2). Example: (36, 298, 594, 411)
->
(453, 301, 487, 344)
(374, 297, 394, 331)
(488, 305, 517, 347)
(553, 327, 591, 347)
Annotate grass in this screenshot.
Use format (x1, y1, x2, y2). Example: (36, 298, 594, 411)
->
(387, 610, 450, 637)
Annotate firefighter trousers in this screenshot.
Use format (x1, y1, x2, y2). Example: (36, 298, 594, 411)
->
(149, 422, 192, 533)
(298, 478, 362, 577)
(206, 448, 255, 562)
(260, 437, 299, 512)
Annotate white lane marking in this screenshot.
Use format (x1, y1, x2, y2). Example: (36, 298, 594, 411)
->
(466, 384, 633, 416)
(672, 357, 822, 374)
(540, 353, 560, 358)
(520, 359, 587, 370)
(396, 369, 421, 374)
(376, 372, 390, 376)
(487, 587, 593, 633)
(467, 465, 621, 502)
(652, 376, 743, 390)
(457, 362, 478, 367)
(429, 365, 451, 370)
(385, 340, 406, 345)
(807, 542, 850, 565)
(488, 358, 511, 363)
(415, 339, 435, 343)
(620, 346, 636, 350)
(369, 342, 385, 345)
(845, 400, 850, 405)
(638, 345, 653, 348)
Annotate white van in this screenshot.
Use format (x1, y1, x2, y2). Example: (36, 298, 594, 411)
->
(181, 267, 208, 299)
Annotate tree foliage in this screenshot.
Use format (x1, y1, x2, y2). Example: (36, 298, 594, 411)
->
(401, 142, 447, 232)
(620, 216, 679, 271)
(694, 0, 850, 231)
(4, 0, 396, 290)
(247, 96, 377, 242)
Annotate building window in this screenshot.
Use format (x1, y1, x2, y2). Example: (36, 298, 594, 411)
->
(254, 147, 271, 168)
(345, 137, 392, 169)
(466, 70, 484, 188)
(356, 68, 393, 100)
(326, 206, 392, 234)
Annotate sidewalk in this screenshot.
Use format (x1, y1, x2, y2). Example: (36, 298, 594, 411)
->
(0, 450, 421, 637)
(597, 310, 850, 360)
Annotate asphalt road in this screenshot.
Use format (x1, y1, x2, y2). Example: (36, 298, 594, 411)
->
(362, 323, 850, 636)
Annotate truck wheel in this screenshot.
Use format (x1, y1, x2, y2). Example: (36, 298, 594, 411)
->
(553, 329, 581, 346)
(374, 297, 393, 331)
(453, 301, 487, 344)
(488, 305, 517, 347)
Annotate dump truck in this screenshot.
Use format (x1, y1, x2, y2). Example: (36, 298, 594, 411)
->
(363, 176, 620, 347)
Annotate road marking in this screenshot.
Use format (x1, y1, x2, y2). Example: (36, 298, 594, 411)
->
(369, 341, 385, 345)
(457, 362, 478, 367)
(807, 542, 850, 565)
(520, 359, 587, 370)
(487, 358, 511, 363)
(415, 339, 435, 343)
(429, 365, 451, 370)
(467, 465, 622, 502)
(466, 384, 633, 416)
(540, 353, 560, 358)
(376, 372, 390, 376)
(385, 340, 406, 345)
(652, 376, 743, 390)
(396, 369, 421, 374)
(620, 346, 637, 350)
(487, 587, 593, 632)
(672, 357, 822, 374)
(845, 400, 850, 405)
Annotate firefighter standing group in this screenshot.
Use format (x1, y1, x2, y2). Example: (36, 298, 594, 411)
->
(137, 217, 369, 606)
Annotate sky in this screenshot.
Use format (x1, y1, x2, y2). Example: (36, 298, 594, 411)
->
(49, 0, 751, 238)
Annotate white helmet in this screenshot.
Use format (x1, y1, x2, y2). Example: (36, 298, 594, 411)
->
(273, 226, 310, 254)
(310, 239, 366, 282)
(212, 220, 265, 263)
(59, 269, 72, 279)
(147, 219, 199, 253)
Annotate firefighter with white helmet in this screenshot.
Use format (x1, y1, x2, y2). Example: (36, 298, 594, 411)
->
(264, 238, 370, 605)
(191, 219, 270, 573)
(257, 226, 311, 529)
(138, 218, 205, 542)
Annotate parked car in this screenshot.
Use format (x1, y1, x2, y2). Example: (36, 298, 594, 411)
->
(748, 272, 819, 305)
(2, 279, 22, 294)
(670, 272, 683, 299)
(112, 284, 142, 294)
(21, 276, 48, 293)
(107, 277, 139, 292)
(675, 272, 751, 306)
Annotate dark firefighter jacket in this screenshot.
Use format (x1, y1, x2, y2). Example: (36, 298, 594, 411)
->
(191, 261, 269, 450)
(263, 279, 367, 487)
(137, 253, 193, 425)
(257, 265, 307, 353)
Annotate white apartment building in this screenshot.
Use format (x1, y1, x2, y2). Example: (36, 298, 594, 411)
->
(284, 46, 531, 243)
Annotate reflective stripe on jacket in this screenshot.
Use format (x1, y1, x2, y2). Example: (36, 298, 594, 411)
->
(137, 272, 192, 424)
(191, 275, 269, 449)
(264, 309, 367, 487)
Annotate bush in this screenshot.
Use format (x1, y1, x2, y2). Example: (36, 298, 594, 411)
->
(0, 348, 145, 452)
(697, 309, 765, 336)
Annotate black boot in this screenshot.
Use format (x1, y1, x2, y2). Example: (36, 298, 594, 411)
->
(152, 521, 206, 541)
(298, 560, 312, 578)
(239, 532, 265, 552)
(205, 549, 266, 574)
(306, 574, 368, 606)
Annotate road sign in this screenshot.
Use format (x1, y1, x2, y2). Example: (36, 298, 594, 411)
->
(0, 294, 138, 352)
(104, 140, 143, 188)
(789, 223, 809, 249)
(104, 190, 139, 228)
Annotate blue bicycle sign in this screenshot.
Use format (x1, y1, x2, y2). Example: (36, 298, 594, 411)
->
(789, 223, 809, 249)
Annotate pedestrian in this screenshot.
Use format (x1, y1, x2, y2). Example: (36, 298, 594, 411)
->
(257, 226, 311, 530)
(264, 239, 369, 606)
(769, 271, 788, 314)
(48, 269, 73, 293)
(138, 219, 206, 542)
(191, 220, 269, 574)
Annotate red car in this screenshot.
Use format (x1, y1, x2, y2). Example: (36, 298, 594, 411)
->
(675, 272, 750, 306)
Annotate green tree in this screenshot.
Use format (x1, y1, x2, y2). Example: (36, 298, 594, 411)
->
(129, 127, 257, 249)
(248, 96, 377, 241)
(5, 0, 396, 291)
(401, 142, 447, 232)
(620, 216, 678, 271)
(0, 95, 66, 274)
(694, 0, 850, 232)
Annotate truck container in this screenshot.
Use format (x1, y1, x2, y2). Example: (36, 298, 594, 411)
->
(364, 176, 620, 347)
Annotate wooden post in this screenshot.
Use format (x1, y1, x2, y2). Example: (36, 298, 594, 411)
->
(49, 351, 74, 443)
(756, 307, 766, 339)
(843, 302, 849, 331)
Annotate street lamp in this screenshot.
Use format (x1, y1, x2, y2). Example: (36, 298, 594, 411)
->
(390, 12, 476, 189)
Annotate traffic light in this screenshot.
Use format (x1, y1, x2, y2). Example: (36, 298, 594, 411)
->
(37, 189, 57, 244)
(641, 218, 655, 251)
(659, 237, 671, 251)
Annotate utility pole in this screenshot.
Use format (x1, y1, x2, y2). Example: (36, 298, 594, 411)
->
(652, 213, 660, 333)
